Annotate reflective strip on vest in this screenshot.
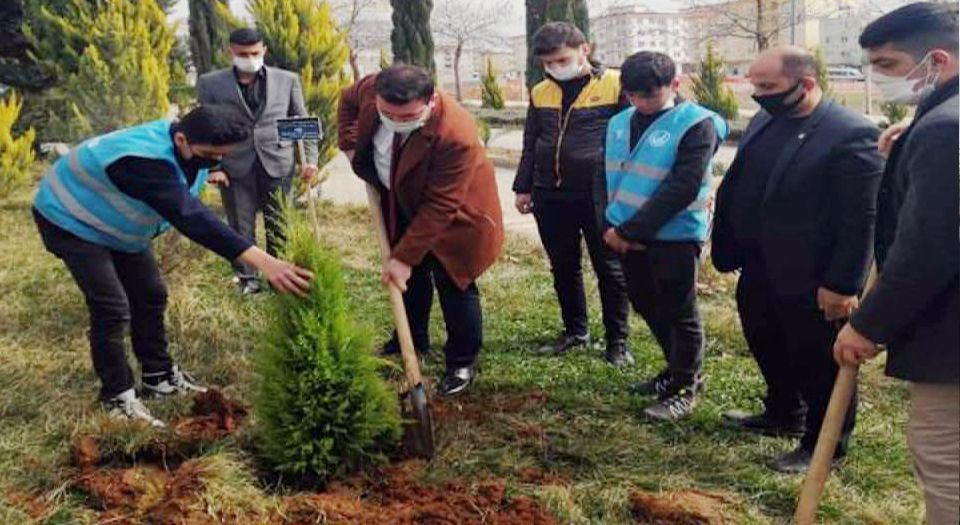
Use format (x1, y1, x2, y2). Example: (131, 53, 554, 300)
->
(604, 102, 728, 242)
(42, 166, 150, 245)
(67, 149, 159, 226)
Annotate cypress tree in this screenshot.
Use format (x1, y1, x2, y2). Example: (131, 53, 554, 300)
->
(250, 0, 350, 169)
(481, 58, 505, 110)
(37, 0, 174, 140)
(188, 0, 236, 76)
(691, 41, 739, 121)
(389, 0, 436, 73)
(255, 203, 402, 481)
(0, 92, 37, 200)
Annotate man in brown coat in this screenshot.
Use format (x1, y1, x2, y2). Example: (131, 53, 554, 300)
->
(338, 65, 504, 396)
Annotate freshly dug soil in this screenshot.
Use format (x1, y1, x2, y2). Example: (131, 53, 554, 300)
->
(630, 490, 734, 525)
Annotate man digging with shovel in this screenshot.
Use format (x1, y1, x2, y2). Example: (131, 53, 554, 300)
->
(338, 64, 504, 397)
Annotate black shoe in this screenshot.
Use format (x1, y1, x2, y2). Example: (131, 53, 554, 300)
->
(630, 370, 672, 397)
(643, 386, 698, 421)
(768, 446, 845, 474)
(722, 409, 805, 438)
(437, 366, 476, 396)
(604, 340, 635, 367)
(534, 333, 589, 356)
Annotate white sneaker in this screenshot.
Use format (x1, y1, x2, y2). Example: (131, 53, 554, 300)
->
(103, 389, 165, 428)
(142, 365, 209, 397)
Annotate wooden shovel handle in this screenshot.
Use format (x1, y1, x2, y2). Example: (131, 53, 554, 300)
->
(793, 365, 858, 524)
(365, 184, 423, 388)
(794, 263, 879, 524)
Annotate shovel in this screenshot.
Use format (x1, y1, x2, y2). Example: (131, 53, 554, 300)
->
(364, 183, 436, 459)
(793, 266, 879, 524)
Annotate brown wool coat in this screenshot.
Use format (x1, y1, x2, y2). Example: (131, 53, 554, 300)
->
(338, 74, 504, 290)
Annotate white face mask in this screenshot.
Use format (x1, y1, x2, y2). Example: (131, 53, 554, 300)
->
(872, 53, 938, 105)
(379, 103, 432, 134)
(547, 56, 585, 82)
(233, 55, 264, 74)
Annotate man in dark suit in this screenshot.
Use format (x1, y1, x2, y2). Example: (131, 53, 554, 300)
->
(196, 28, 318, 295)
(712, 46, 883, 473)
(835, 4, 959, 523)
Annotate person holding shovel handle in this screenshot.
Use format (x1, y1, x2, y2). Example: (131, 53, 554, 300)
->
(337, 65, 504, 396)
(33, 105, 314, 428)
(834, 4, 959, 524)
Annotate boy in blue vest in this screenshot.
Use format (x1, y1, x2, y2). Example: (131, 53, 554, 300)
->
(33, 105, 313, 428)
(603, 52, 727, 420)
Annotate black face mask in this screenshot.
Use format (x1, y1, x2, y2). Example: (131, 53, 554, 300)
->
(180, 151, 221, 172)
(752, 82, 806, 116)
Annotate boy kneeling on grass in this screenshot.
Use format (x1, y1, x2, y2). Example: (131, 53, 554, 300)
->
(602, 52, 727, 421)
(33, 105, 313, 428)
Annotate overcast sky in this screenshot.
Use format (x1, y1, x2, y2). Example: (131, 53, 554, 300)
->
(168, 0, 918, 38)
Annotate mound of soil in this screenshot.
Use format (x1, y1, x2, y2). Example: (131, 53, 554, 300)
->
(174, 389, 248, 441)
(281, 460, 556, 525)
(630, 490, 733, 525)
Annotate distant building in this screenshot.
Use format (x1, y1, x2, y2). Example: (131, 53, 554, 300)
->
(591, 3, 692, 70)
(820, 6, 874, 67)
(682, 0, 864, 75)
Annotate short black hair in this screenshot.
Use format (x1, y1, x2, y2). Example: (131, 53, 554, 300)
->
(177, 105, 249, 145)
(375, 64, 435, 104)
(781, 49, 819, 80)
(229, 28, 263, 46)
(859, 2, 959, 59)
(620, 51, 676, 93)
(532, 22, 587, 56)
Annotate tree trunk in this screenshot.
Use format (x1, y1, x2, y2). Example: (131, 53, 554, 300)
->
(390, 0, 436, 73)
(348, 46, 361, 80)
(453, 39, 463, 101)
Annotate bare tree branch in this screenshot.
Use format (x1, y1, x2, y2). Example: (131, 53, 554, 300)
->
(432, 0, 511, 101)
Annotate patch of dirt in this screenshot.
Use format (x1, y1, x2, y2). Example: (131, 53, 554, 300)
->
(174, 389, 248, 441)
(74, 459, 216, 524)
(76, 465, 170, 512)
(3, 490, 52, 521)
(431, 390, 547, 423)
(630, 490, 734, 525)
(73, 435, 101, 471)
(516, 467, 570, 486)
(277, 460, 557, 524)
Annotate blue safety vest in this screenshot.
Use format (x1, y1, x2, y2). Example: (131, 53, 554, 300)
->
(604, 102, 727, 242)
(34, 120, 208, 252)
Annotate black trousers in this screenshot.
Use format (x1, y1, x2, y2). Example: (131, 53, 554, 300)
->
(737, 252, 858, 453)
(532, 192, 629, 342)
(220, 157, 293, 280)
(621, 242, 704, 386)
(392, 254, 483, 370)
(34, 209, 172, 400)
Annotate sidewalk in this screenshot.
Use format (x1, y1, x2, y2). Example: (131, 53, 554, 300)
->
(320, 128, 737, 242)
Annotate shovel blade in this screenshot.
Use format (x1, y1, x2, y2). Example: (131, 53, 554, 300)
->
(402, 384, 435, 459)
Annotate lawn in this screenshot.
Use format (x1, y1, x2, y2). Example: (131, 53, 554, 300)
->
(0, 185, 923, 524)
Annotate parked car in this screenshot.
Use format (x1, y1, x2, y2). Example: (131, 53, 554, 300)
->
(827, 66, 865, 82)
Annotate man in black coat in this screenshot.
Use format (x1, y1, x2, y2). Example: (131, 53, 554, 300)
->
(711, 46, 883, 473)
(835, 4, 959, 524)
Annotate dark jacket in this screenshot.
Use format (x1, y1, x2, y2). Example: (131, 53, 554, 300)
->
(512, 67, 622, 199)
(337, 74, 504, 290)
(850, 77, 959, 384)
(712, 99, 884, 304)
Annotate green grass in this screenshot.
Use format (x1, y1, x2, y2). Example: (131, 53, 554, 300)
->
(0, 185, 922, 524)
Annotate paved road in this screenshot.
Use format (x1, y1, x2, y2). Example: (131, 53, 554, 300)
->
(320, 152, 540, 239)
